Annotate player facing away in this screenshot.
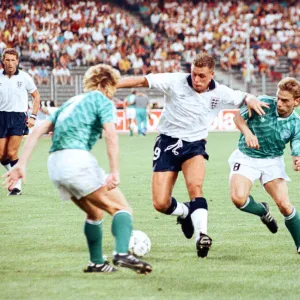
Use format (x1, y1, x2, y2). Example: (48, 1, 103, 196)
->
(229, 77, 300, 254)
(117, 53, 268, 258)
(3, 64, 152, 274)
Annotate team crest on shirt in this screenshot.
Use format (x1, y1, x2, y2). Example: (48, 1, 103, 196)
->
(210, 97, 220, 109)
(17, 81, 22, 88)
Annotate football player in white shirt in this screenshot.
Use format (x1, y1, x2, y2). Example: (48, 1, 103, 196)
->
(0, 48, 40, 195)
(117, 53, 268, 258)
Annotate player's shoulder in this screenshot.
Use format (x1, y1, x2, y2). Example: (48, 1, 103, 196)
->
(19, 69, 34, 80)
(257, 95, 276, 105)
(86, 90, 113, 109)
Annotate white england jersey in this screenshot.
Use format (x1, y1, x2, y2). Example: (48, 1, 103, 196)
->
(0, 69, 37, 112)
(145, 73, 245, 142)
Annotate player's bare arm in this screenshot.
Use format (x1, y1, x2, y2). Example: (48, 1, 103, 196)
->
(2, 120, 54, 190)
(234, 112, 260, 149)
(103, 122, 120, 190)
(292, 156, 300, 171)
(27, 90, 41, 128)
(244, 94, 269, 117)
(117, 76, 149, 88)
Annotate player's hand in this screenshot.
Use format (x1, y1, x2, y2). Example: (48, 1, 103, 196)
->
(2, 164, 26, 191)
(105, 171, 120, 190)
(246, 98, 269, 117)
(293, 159, 300, 171)
(245, 132, 260, 149)
(27, 117, 36, 128)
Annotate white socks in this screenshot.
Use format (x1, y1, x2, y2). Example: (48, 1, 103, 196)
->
(171, 202, 189, 218)
(191, 208, 208, 241)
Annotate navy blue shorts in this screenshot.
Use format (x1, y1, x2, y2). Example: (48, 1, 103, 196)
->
(0, 111, 29, 138)
(152, 134, 209, 172)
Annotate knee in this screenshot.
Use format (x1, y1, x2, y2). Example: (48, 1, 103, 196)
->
(231, 190, 248, 208)
(186, 182, 203, 198)
(7, 150, 18, 161)
(152, 197, 170, 213)
(275, 198, 292, 215)
(86, 210, 105, 221)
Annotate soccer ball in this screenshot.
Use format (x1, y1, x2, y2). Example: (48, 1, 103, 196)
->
(128, 230, 151, 257)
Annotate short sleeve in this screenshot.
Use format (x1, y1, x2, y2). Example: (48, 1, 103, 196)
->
(25, 73, 37, 93)
(97, 96, 116, 125)
(291, 122, 300, 156)
(145, 73, 174, 94)
(219, 84, 246, 107)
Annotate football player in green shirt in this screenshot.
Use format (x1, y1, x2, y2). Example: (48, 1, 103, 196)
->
(3, 64, 152, 274)
(229, 77, 300, 254)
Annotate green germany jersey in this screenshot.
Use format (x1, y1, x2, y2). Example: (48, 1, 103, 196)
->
(48, 91, 116, 153)
(238, 96, 300, 158)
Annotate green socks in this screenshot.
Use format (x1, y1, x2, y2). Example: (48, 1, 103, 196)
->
(84, 220, 104, 264)
(239, 195, 266, 216)
(285, 208, 300, 248)
(112, 211, 133, 254)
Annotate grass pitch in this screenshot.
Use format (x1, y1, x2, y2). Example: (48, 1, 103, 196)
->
(0, 132, 299, 300)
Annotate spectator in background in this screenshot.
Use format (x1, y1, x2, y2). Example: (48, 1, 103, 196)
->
(134, 92, 151, 136)
(118, 55, 132, 75)
(28, 65, 40, 84)
(37, 65, 49, 85)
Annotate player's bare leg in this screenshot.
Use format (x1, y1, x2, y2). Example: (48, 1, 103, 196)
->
(6, 136, 23, 195)
(230, 174, 278, 233)
(265, 179, 300, 253)
(182, 155, 212, 257)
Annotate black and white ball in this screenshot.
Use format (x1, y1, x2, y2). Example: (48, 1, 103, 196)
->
(128, 230, 151, 257)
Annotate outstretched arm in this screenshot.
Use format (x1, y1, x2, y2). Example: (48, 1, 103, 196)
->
(2, 120, 54, 190)
(234, 112, 260, 149)
(117, 76, 149, 88)
(244, 94, 269, 117)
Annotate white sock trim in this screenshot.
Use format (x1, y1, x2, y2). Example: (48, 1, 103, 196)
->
(86, 219, 103, 225)
(171, 202, 188, 217)
(285, 207, 296, 221)
(240, 197, 251, 209)
(113, 210, 132, 217)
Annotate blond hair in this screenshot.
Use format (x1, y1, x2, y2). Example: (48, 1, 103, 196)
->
(193, 53, 215, 69)
(2, 48, 19, 60)
(278, 77, 300, 100)
(83, 64, 120, 98)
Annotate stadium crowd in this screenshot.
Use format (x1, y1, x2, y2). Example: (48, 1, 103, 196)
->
(0, 0, 299, 83)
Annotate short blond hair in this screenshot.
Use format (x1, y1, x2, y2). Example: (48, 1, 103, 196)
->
(193, 53, 215, 69)
(83, 64, 120, 98)
(2, 48, 19, 60)
(278, 77, 300, 100)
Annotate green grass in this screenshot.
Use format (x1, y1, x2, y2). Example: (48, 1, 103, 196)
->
(1, 132, 299, 300)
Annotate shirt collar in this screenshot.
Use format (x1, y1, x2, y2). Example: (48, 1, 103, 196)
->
(3, 68, 19, 75)
(187, 75, 216, 92)
(276, 107, 295, 120)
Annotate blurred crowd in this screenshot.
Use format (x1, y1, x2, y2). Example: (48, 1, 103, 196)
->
(138, 0, 300, 81)
(0, 0, 299, 86)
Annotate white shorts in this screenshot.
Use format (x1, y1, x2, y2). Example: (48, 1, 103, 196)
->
(228, 149, 290, 185)
(47, 149, 107, 200)
(126, 107, 136, 119)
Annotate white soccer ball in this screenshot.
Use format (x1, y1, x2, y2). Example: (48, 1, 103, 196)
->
(128, 230, 151, 257)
